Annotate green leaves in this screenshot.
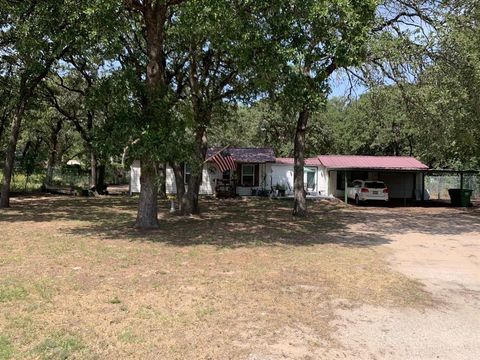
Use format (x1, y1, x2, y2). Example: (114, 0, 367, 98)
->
(250, 0, 378, 111)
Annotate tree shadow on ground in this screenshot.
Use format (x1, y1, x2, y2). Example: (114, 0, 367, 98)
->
(1, 195, 478, 248)
(0, 195, 388, 248)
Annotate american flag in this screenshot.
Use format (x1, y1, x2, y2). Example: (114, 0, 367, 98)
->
(210, 150, 236, 173)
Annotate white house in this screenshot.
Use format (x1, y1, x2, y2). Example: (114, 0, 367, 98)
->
(130, 149, 429, 201)
(131, 148, 277, 197)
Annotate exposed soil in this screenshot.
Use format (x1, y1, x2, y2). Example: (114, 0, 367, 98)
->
(0, 196, 478, 359)
(331, 206, 480, 360)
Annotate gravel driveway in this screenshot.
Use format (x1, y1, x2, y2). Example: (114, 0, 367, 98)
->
(331, 205, 480, 360)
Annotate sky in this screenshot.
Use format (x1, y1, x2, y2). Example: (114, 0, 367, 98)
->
(328, 73, 367, 99)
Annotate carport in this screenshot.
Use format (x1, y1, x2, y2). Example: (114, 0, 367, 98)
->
(317, 155, 429, 203)
(336, 169, 426, 204)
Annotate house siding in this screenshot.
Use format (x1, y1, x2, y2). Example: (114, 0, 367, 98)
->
(131, 156, 426, 200)
(131, 162, 217, 195)
(131, 161, 270, 196)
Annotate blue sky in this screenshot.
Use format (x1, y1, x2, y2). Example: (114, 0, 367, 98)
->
(329, 73, 367, 99)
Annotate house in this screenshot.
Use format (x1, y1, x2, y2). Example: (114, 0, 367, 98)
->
(130, 147, 276, 196)
(130, 149, 430, 200)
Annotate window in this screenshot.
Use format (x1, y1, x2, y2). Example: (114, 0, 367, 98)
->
(241, 164, 254, 186)
(222, 170, 231, 181)
(305, 167, 316, 191)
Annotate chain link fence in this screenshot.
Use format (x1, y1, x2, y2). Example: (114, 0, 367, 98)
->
(425, 174, 479, 200)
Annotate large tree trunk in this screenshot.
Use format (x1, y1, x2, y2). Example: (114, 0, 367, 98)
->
(133, 4, 168, 229)
(172, 162, 185, 213)
(182, 126, 208, 215)
(293, 108, 310, 217)
(45, 119, 62, 185)
(97, 163, 106, 194)
(0, 102, 26, 208)
(182, 173, 202, 215)
(135, 160, 159, 229)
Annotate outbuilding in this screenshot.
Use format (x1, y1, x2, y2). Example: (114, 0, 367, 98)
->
(316, 155, 429, 201)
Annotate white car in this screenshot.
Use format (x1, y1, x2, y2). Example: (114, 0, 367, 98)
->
(347, 180, 389, 205)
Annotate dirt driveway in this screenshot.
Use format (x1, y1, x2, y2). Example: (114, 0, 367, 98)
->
(331, 205, 480, 360)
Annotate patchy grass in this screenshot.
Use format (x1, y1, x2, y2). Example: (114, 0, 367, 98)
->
(0, 336, 14, 360)
(0, 281, 28, 303)
(109, 296, 122, 305)
(33, 331, 84, 360)
(117, 329, 144, 344)
(0, 195, 439, 359)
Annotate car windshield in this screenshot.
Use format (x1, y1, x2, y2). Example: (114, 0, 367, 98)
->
(365, 181, 386, 189)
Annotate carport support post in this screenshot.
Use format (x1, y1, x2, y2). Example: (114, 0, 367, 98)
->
(344, 171, 348, 204)
(460, 173, 464, 190)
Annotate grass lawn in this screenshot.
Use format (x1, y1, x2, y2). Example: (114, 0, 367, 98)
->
(0, 196, 430, 359)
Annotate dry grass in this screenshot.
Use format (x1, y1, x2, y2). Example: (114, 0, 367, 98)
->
(0, 195, 431, 359)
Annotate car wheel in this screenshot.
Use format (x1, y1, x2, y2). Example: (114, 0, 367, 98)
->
(355, 195, 360, 206)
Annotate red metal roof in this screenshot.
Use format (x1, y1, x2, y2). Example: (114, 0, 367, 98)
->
(317, 155, 429, 170)
(276, 158, 322, 166)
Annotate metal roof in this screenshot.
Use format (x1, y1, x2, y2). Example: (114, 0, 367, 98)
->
(207, 147, 276, 163)
(317, 155, 429, 171)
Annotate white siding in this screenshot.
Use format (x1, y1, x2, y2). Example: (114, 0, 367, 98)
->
(267, 164, 328, 196)
(166, 167, 176, 193)
(130, 160, 141, 194)
(318, 167, 329, 196)
(200, 166, 217, 194)
(130, 162, 217, 195)
(269, 164, 294, 195)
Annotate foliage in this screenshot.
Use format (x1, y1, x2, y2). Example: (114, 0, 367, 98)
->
(254, 0, 378, 109)
(1, 0, 479, 205)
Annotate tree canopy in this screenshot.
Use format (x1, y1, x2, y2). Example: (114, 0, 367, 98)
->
(1, 0, 479, 226)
